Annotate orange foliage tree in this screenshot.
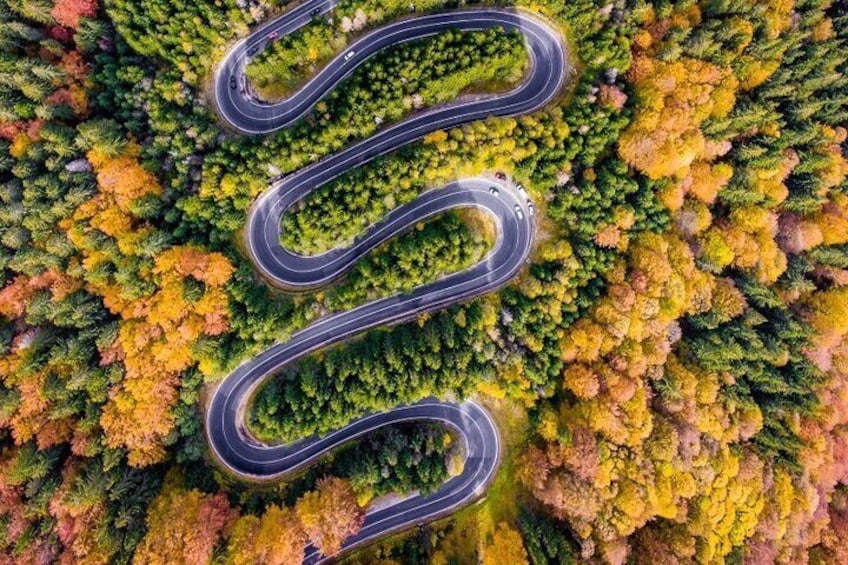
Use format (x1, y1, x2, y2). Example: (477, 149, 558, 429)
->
(133, 477, 234, 565)
(51, 0, 98, 29)
(97, 245, 234, 465)
(811, 486, 848, 563)
(295, 476, 365, 557)
(224, 505, 307, 565)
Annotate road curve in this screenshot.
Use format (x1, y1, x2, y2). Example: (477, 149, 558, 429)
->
(207, 2, 567, 562)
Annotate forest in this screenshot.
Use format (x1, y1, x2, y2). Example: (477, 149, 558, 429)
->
(0, 0, 847, 562)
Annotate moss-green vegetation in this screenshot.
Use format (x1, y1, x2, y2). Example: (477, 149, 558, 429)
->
(248, 301, 496, 441)
(324, 211, 491, 311)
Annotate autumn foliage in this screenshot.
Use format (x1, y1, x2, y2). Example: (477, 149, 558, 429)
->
(133, 477, 235, 565)
(0, 271, 83, 448)
(51, 0, 98, 30)
(134, 475, 364, 564)
(97, 245, 234, 465)
(224, 505, 307, 565)
(63, 145, 235, 465)
(482, 522, 529, 565)
(519, 232, 719, 547)
(48, 461, 115, 565)
(519, 2, 848, 562)
(295, 476, 365, 556)
(618, 54, 737, 180)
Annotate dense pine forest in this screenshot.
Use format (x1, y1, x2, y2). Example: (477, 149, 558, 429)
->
(1, 0, 847, 562)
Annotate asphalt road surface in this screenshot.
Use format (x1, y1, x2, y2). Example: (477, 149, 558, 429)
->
(207, 2, 567, 562)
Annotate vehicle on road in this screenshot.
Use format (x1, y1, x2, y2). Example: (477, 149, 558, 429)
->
(268, 31, 278, 40)
(517, 184, 528, 198)
(495, 171, 507, 181)
(344, 50, 356, 61)
(489, 186, 499, 196)
(229, 75, 237, 89)
(528, 202, 536, 216)
(247, 45, 258, 56)
(310, 7, 321, 16)
(514, 204, 524, 220)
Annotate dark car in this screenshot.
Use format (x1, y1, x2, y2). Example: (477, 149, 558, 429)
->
(229, 75, 237, 89)
(495, 171, 507, 181)
(247, 45, 258, 56)
(310, 7, 321, 16)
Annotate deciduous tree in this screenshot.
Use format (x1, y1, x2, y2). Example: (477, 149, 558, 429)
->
(295, 476, 364, 557)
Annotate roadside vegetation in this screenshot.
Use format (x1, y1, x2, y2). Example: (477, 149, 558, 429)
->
(275, 27, 526, 253)
(246, 0, 494, 99)
(253, 27, 526, 110)
(322, 211, 492, 312)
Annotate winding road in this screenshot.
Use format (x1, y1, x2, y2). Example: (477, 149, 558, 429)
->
(207, 2, 568, 562)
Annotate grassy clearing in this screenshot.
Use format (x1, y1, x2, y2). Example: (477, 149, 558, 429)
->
(428, 396, 531, 562)
(339, 395, 533, 563)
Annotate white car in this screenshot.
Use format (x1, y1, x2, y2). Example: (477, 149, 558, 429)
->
(489, 186, 499, 196)
(527, 202, 536, 216)
(344, 50, 356, 61)
(517, 184, 528, 198)
(514, 204, 524, 220)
